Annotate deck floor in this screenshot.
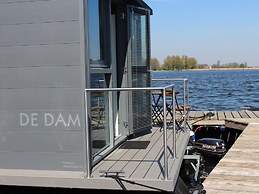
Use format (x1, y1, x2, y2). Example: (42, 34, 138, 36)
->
(0, 127, 190, 192)
(92, 127, 190, 191)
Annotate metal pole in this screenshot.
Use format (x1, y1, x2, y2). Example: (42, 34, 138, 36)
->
(84, 91, 92, 178)
(162, 88, 168, 181)
(183, 79, 187, 131)
(186, 79, 190, 125)
(173, 89, 176, 158)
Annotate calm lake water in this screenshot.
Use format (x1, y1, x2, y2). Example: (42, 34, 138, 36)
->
(151, 69, 259, 111)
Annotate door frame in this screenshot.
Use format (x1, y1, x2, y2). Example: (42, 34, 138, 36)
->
(125, 5, 152, 136)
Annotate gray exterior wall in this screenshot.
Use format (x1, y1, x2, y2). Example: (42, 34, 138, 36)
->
(0, 0, 86, 171)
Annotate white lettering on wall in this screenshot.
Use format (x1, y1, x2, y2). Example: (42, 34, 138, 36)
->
(44, 113, 54, 126)
(19, 113, 81, 128)
(31, 113, 39, 126)
(20, 113, 38, 126)
(55, 114, 66, 126)
(20, 113, 29, 126)
(68, 114, 81, 127)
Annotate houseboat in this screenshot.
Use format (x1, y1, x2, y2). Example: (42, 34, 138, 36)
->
(0, 0, 191, 193)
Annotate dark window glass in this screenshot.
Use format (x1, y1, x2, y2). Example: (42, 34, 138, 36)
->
(90, 74, 111, 155)
(88, 0, 110, 68)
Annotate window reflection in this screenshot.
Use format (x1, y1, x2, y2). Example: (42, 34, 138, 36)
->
(88, 0, 101, 61)
(130, 10, 148, 67)
(90, 74, 111, 156)
(88, 0, 109, 67)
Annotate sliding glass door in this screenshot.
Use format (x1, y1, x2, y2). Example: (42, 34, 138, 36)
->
(128, 6, 152, 135)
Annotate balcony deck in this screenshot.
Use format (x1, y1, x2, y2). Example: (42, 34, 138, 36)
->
(0, 127, 190, 192)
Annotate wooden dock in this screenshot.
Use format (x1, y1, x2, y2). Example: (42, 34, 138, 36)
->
(188, 110, 259, 126)
(187, 110, 259, 193)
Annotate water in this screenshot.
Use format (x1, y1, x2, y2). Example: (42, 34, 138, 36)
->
(151, 69, 259, 110)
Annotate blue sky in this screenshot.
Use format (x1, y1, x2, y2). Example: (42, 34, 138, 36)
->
(146, 0, 259, 66)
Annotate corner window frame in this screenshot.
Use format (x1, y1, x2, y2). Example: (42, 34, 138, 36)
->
(88, 0, 111, 68)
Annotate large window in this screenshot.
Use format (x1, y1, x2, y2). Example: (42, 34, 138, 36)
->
(90, 74, 111, 156)
(88, 0, 110, 68)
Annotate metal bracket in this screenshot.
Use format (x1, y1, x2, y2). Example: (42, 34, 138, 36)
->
(183, 154, 201, 181)
(99, 170, 125, 177)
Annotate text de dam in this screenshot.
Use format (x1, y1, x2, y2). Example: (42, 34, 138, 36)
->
(20, 113, 81, 127)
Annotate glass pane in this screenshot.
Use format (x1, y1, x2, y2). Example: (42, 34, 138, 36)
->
(130, 10, 148, 67)
(88, 0, 101, 61)
(90, 74, 111, 156)
(88, 0, 107, 67)
(129, 8, 151, 132)
(132, 72, 151, 130)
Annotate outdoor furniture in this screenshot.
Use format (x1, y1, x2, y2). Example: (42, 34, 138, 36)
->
(151, 90, 177, 128)
(152, 90, 191, 130)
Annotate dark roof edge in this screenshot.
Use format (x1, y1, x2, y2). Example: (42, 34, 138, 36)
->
(136, 0, 153, 15)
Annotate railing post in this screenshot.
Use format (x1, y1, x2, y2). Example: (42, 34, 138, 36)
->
(173, 88, 176, 158)
(84, 91, 92, 178)
(186, 79, 190, 125)
(183, 79, 187, 131)
(162, 88, 168, 181)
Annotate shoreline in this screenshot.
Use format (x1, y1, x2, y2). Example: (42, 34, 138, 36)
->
(190, 67, 259, 71)
(153, 67, 259, 72)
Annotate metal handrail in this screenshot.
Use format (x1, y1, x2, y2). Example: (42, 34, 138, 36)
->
(152, 78, 190, 130)
(84, 84, 176, 181)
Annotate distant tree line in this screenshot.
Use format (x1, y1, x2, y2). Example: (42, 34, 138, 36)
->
(151, 55, 198, 70)
(211, 62, 248, 69)
(151, 56, 249, 70)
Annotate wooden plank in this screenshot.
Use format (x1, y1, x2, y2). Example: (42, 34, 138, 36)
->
(203, 123, 259, 193)
(92, 134, 146, 176)
(92, 146, 131, 177)
(217, 111, 226, 120)
(166, 131, 190, 180)
(195, 111, 205, 118)
(156, 130, 188, 180)
(231, 111, 241, 119)
(188, 110, 197, 118)
(252, 111, 259, 118)
(225, 120, 247, 131)
(212, 110, 218, 120)
(94, 128, 163, 178)
(189, 111, 205, 126)
(93, 128, 159, 177)
(125, 130, 164, 179)
(193, 120, 225, 126)
(143, 131, 175, 179)
(245, 110, 258, 118)
(224, 111, 233, 119)
(238, 110, 250, 118)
